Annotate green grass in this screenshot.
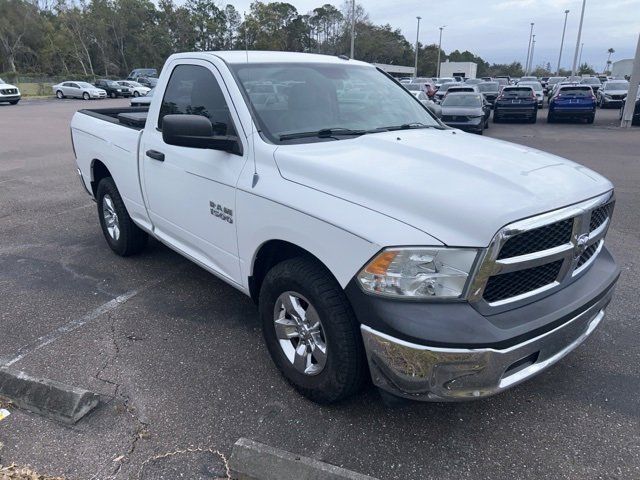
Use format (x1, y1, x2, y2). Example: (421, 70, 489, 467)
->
(16, 82, 53, 97)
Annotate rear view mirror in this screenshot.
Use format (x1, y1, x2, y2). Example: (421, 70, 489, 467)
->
(162, 114, 242, 156)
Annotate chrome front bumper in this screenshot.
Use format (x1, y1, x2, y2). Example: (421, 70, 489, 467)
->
(361, 290, 612, 401)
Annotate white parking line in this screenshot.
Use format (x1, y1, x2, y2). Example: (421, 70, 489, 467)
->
(2, 290, 139, 367)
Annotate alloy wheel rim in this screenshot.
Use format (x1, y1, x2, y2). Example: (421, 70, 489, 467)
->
(273, 291, 327, 376)
(102, 194, 120, 241)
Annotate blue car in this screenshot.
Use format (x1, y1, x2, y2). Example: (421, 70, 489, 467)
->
(548, 85, 596, 123)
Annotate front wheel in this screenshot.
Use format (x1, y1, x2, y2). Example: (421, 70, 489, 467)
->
(9, 100, 19, 105)
(259, 257, 367, 404)
(96, 178, 148, 256)
(133, 91, 140, 97)
(56, 90, 64, 99)
(83, 92, 90, 100)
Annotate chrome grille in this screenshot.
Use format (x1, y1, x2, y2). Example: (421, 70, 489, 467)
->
(589, 202, 614, 232)
(469, 192, 614, 311)
(483, 260, 563, 303)
(497, 218, 573, 259)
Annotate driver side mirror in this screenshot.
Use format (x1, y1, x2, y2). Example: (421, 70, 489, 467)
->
(162, 114, 243, 156)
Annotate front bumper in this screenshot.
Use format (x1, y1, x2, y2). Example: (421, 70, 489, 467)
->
(362, 288, 612, 401)
(0, 94, 21, 102)
(91, 92, 107, 99)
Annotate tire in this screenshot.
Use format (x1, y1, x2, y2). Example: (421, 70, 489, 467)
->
(56, 90, 64, 99)
(133, 91, 140, 97)
(9, 100, 19, 105)
(259, 257, 367, 404)
(485, 118, 489, 129)
(493, 111, 500, 123)
(96, 177, 148, 256)
(83, 92, 90, 100)
(587, 114, 595, 124)
(530, 113, 537, 124)
(547, 112, 555, 123)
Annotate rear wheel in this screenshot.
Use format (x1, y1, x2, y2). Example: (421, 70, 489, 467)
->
(530, 113, 537, 124)
(96, 178, 148, 256)
(547, 112, 555, 123)
(56, 90, 64, 99)
(493, 111, 500, 123)
(133, 91, 140, 97)
(259, 257, 367, 404)
(587, 114, 595, 124)
(83, 92, 90, 100)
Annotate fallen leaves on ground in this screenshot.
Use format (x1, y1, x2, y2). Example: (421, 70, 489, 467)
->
(0, 464, 65, 480)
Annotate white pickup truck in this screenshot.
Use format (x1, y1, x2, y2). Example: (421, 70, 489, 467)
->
(71, 51, 619, 403)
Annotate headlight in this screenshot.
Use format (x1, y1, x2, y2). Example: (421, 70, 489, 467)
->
(357, 247, 478, 300)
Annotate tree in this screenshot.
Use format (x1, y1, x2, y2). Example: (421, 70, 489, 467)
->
(0, 0, 42, 72)
(605, 47, 615, 74)
(578, 62, 595, 75)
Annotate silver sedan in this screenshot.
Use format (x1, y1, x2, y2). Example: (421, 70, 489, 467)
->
(52, 81, 107, 100)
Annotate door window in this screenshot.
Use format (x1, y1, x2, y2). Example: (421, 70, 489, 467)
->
(158, 64, 235, 136)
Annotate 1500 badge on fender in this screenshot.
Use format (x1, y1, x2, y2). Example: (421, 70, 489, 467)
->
(209, 201, 233, 224)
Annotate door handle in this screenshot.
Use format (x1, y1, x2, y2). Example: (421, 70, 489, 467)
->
(146, 149, 165, 162)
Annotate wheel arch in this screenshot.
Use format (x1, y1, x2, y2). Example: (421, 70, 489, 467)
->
(90, 159, 112, 197)
(248, 239, 335, 304)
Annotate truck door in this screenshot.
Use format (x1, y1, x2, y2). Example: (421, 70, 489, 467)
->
(141, 61, 248, 285)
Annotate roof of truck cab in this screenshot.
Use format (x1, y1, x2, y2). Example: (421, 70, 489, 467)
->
(170, 51, 373, 67)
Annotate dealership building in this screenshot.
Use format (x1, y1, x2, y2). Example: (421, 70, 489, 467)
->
(612, 59, 633, 78)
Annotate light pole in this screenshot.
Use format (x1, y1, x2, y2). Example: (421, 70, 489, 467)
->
(528, 35, 536, 73)
(557, 9, 570, 74)
(349, 0, 355, 58)
(571, 0, 586, 77)
(578, 42, 585, 72)
(436, 25, 445, 77)
(414, 16, 421, 78)
(621, 33, 640, 128)
(525, 22, 534, 75)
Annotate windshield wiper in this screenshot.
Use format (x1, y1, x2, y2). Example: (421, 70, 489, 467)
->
(384, 122, 445, 131)
(279, 128, 368, 141)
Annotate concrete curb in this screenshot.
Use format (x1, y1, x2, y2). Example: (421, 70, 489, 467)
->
(0, 367, 99, 424)
(230, 438, 379, 480)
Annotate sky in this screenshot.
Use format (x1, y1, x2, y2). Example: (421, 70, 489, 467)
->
(228, 0, 640, 70)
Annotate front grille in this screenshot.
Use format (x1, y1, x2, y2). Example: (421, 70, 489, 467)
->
(442, 115, 469, 122)
(1, 88, 17, 95)
(483, 260, 563, 303)
(497, 218, 573, 259)
(577, 243, 599, 268)
(589, 202, 613, 232)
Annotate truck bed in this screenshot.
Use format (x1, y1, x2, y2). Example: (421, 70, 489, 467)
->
(78, 107, 149, 130)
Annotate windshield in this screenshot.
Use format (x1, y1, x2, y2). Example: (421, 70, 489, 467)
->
(477, 82, 499, 93)
(0, 77, 5, 84)
(78, 82, 94, 88)
(548, 77, 565, 85)
(501, 87, 534, 98)
(581, 78, 601, 85)
(519, 82, 542, 92)
(439, 83, 460, 92)
(442, 94, 482, 107)
(231, 63, 440, 143)
(107, 81, 119, 88)
(605, 81, 629, 90)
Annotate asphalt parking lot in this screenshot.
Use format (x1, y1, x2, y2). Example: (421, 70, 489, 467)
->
(0, 98, 639, 480)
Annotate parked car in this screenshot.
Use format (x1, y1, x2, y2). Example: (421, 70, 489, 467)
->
(127, 68, 157, 80)
(433, 82, 461, 103)
(477, 81, 500, 107)
(407, 89, 442, 116)
(52, 81, 106, 100)
(580, 77, 602, 95)
(407, 79, 436, 98)
(518, 80, 544, 108)
(440, 92, 490, 134)
(94, 79, 131, 98)
(540, 76, 550, 88)
(548, 85, 596, 123)
(70, 51, 618, 404)
(494, 77, 509, 88)
(434, 77, 456, 88)
(597, 80, 629, 108)
(464, 78, 484, 85)
(493, 86, 538, 123)
(545, 76, 566, 97)
(117, 80, 150, 97)
(130, 87, 154, 106)
(520, 76, 538, 82)
(0, 77, 21, 104)
(134, 76, 158, 88)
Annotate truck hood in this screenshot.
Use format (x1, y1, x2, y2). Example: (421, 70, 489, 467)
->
(274, 129, 612, 247)
(0, 82, 18, 90)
